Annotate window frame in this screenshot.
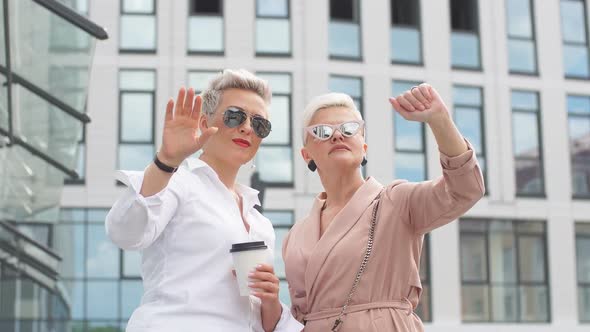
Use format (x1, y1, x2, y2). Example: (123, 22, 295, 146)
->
(255, 0, 292, 57)
(450, 0, 483, 71)
(187, 0, 225, 55)
(506, 0, 539, 76)
(119, 0, 158, 54)
(390, 0, 424, 66)
(561, 0, 590, 80)
(328, 0, 363, 61)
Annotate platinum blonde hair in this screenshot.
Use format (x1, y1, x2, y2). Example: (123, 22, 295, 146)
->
(201, 69, 272, 117)
(301, 92, 364, 145)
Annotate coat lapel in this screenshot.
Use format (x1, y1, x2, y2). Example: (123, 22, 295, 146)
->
(303, 177, 384, 300)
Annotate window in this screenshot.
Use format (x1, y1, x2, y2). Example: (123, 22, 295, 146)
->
(453, 86, 487, 192)
(577, 223, 590, 322)
(393, 81, 426, 181)
(187, 70, 220, 93)
(255, 73, 293, 186)
(120, 0, 157, 52)
(568, 95, 590, 198)
(53, 208, 142, 329)
(415, 234, 431, 322)
(118, 70, 156, 172)
(390, 0, 422, 64)
(256, 0, 291, 55)
(188, 0, 224, 54)
(460, 219, 550, 322)
(560, 0, 590, 78)
(506, 0, 538, 74)
(511, 91, 544, 196)
(450, 0, 481, 69)
(263, 210, 294, 306)
(329, 0, 361, 60)
(329, 75, 366, 175)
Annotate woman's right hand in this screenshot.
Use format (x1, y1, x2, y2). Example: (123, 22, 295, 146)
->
(157, 87, 218, 166)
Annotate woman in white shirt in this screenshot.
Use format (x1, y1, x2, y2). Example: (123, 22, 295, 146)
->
(105, 69, 303, 332)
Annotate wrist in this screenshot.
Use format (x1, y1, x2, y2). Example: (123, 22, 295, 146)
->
(427, 111, 452, 128)
(156, 151, 183, 168)
(154, 153, 181, 173)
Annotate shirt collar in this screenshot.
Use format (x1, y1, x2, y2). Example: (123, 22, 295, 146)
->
(182, 157, 262, 209)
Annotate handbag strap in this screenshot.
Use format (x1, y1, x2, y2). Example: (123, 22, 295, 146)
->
(331, 191, 383, 332)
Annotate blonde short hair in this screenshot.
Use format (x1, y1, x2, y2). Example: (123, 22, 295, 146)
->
(301, 92, 364, 145)
(201, 69, 272, 117)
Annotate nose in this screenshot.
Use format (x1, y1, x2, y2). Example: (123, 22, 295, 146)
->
(330, 128, 344, 142)
(239, 116, 253, 135)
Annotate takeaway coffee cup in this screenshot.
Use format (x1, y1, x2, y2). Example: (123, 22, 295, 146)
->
(230, 241, 270, 296)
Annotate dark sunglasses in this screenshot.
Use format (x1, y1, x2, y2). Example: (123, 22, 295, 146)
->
(223, 107, 272, 138)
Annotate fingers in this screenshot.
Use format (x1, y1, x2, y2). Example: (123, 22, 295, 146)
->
(255, 264, 275, 274)
(402, 91, 424, 111)
(165, 98, 174, 121)
(249, 281, 279, 294)
(411, 87, 431, 109)
(175, 87, 186, 116)
(183, 88, 195, 115)
(389, 97, 414, 120)
(418, 83, 433, 101)
(191, 95, 203, 120)
(390, 96, 414, 113)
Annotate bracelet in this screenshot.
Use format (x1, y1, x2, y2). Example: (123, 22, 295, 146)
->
(153, 154, 179, 173)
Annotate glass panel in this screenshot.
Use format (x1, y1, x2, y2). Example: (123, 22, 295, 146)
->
(508, 39, 537, 73)
(257, 73, 291, 94)
(15, 224, 50, 247)
(561, 0, 588, 43)
(451, 32, 480, 68)
(87, 321, 122, 332)
(454, 107, 483, 152)
(121, 280, 143, 319)
(59, 208, 86, 222)
(188, 71, 219, 93)
(564, 44, 590, 78)
(395, 153, 425, 182)
(512, 91, 538, 110)
(415, 284, 430, 321)
(391, 26, 421, 63)
(579, 286, 590, 322)
(263, 95, 290, 144)
(329, 22, 361, 58)
(120, 71, 155, 91)
(188, 16, 224, 52)
(519, 236, 546, 282)
(491, 286, 518, 321)
(279, 280, 291, 306)
(569, 116, 590, 196)
(257, 0, 289, 17)
(515, 158, 544, 195)
(513, 112, 539, 157)
(256, 146, 293, 183)
(120, 15, 156, 50)
(274, 228, 289, 278)
(118, 144, 154, 171)
(568, 95, 590, 114)
(393, 81, 420, 97)
(506, 0, 533, 37)
(454, 86, 482, 106)
(256, 19, 290, 54)
(86, 281, 118, 319)
(576, 237, 590, 282)
(519, 286, 549, 322)
(87, 224, 120, 278)
(488, 230, 517, 283)
(49, 66, 89, 113)
(461, 235, 487, 281)
(121, 93, 154, 142)
(54, 224, 85, 278)
(395, 113, 424, 151)
(462, 285, 490, 321)
(461, 219, 487, 232)
(263, 211, 294, 226)
(62, 280, 84, 320)
(50, 11, 92, 51)
(330, 76, 362, 98)
(577, 223, 590, 234)
(88, 208, 109, 223)
(123, 0, 154, 13)
(123, 250, 142, 277)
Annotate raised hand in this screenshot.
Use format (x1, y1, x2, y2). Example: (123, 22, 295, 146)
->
(158, 87, 218, 166)
(389, 83, 450, 124)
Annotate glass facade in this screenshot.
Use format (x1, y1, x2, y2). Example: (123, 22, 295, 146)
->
(390, 0, 422, 64)
(119, 0, 156, 52)
(506, 0, 538, 74)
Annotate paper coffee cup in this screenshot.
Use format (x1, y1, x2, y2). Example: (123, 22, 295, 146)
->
(230, 241, 269, 296)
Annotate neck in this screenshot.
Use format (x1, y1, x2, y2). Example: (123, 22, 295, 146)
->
(318, 166, 365, 208)
(199, 152, 240, 190)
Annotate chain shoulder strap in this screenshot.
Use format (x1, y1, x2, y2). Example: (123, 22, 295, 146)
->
(331, 191, 383, 332)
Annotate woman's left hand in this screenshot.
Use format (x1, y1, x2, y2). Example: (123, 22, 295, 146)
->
(389, 83, 450, 124)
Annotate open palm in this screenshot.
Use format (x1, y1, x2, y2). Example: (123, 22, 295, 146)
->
(158, 88, 218, 166)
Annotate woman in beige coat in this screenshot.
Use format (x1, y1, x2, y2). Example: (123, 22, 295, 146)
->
(282, 84, 485, 331)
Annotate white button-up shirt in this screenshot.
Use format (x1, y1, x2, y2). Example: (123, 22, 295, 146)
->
(105, 158, 303, 332)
